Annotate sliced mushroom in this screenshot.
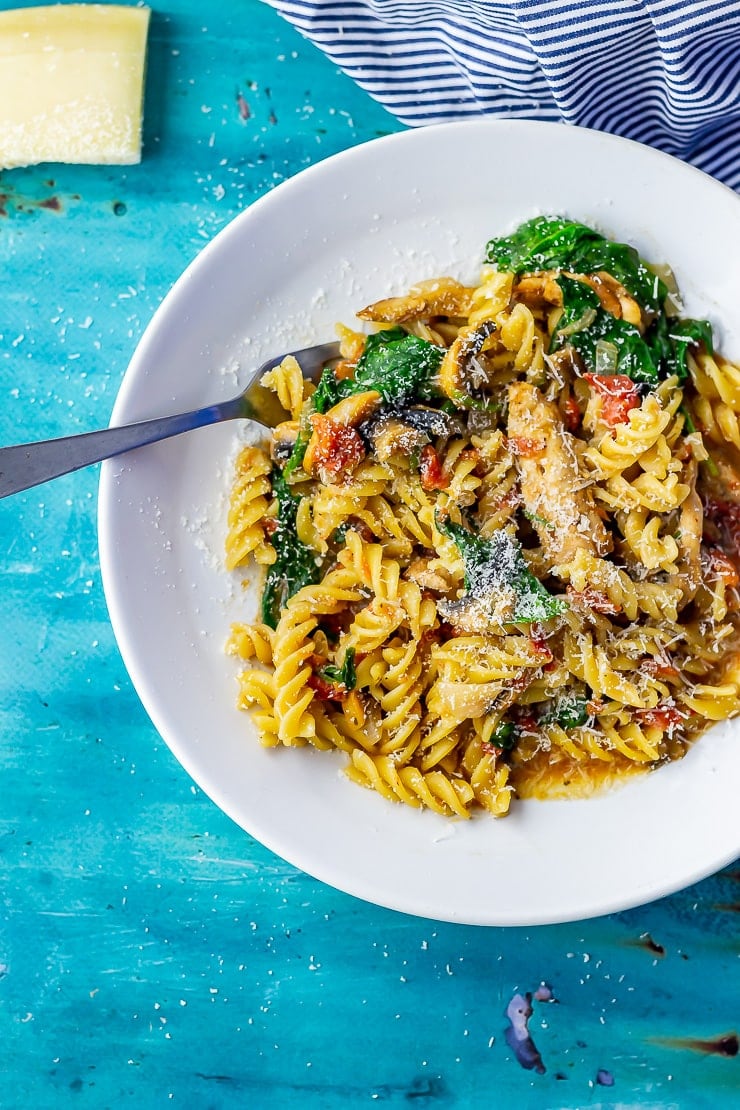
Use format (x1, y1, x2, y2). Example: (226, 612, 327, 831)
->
(270, 420, 299, 463)
(438, 321, 499, 407)
(357, 404, 466, 459)
(514, 270, 644, 330)
(368, 416, 429, 462)
(583, 271, 643, 329)
(405, 556, 456, 593)
(398, 405, 466, 438)
(513, 273, 563, 307)
(358, 277, 476, 323)
(361, 404, 464, 444)
(322, 389, 383, 427)
(302, 390, 381, 478)
(436, 590, 518, 635)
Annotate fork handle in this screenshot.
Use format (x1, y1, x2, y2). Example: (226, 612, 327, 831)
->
(0, 396, 244, 499)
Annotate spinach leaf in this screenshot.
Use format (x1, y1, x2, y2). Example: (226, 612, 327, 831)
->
(283, 431, 310, 478)
(490, 720, 518, 750)
(283, 401, 316, 477)
(312, 368, 351, 414)
(548, 274, 600, 350)
(645, 314, 714, 382)
(353, 327, 444, 403)
(485, 216, 665, 312)
(552, 275, 659, 384)
(261, 468, 321, 629)
(438, 516, 566, 624)
(312, 328, 444, 412)
(679, 404, 697, 434)
(319, 647, 357, 691)
(541, 693, 589, 730)
(572, 312, 659, 385)
(487, 219, 714, 383)
(552, 275, 712, 386)
(607, 323, 660, 384)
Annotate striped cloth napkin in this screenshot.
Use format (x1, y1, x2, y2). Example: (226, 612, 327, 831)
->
(266, 0, 740, 190)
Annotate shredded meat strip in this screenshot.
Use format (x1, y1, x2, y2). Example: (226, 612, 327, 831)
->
(508, 381, 612, 563)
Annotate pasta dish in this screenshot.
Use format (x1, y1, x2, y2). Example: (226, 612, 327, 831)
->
(224, 217, 740, 819)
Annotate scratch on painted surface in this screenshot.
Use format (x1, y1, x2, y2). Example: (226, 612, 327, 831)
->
(649, 1032, 739, 1057)
(625, 932, 667, 957)
(236, 90, 250, 120)
(504, 991, 546, 1074)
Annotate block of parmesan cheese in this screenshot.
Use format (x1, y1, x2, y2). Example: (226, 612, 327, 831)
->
(0, 4, 150, 170)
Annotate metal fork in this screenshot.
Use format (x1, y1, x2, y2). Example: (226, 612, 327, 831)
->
(0, 341, 340, 499)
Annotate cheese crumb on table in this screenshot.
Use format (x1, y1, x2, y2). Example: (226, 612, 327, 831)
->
(0, 4, 150, 170)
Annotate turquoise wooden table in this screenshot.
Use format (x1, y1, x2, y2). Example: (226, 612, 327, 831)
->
(1, 2, 738, 1106)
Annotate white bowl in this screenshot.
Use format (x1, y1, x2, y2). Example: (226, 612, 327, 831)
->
(99, 120, 740, 925)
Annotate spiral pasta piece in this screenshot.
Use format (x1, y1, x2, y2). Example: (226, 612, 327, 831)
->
(260, 355, 309, 422)
(468, 268, 514, 326)
(690, 350, 740, 410)
(311, 461, 390, 541)
(619, 508, 680, 573)
(585, 394, 672, 476)
(693, 392, 740, 451)
(236, 669, 280, 747)
(227, 621, 274, 664)
(225, 446, 274, 570)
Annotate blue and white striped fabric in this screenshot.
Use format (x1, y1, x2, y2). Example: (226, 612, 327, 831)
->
(266, 0, 740, 190)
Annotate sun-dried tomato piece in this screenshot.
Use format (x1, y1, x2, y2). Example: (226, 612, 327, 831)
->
(635, 703, 686, 730)
(563, 395, 582, 432)
(640, 658, 680, 681)
(515, 711, 539, 733)
(509, 435, 547, 458)
(529, 632, 554, 662)
(309, 414, 365, 480)
(583, 373, 640, 428)
(418, 444, 449, 491)
(438, 621, 464, 639)
(706, 546, 740, 588)
(566, 585, 622, 615)
(307, 672, 349, 702)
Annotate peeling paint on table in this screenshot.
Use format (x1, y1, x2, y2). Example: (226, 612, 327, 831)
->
(0, 1, 737, 1106)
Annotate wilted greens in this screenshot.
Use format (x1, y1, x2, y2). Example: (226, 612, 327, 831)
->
(541, 693, 590, 730)
(437, 516, 566, 624)
(261, 469, 320, 629)
(486, 216, 664, 312)
(487, 217, 713, 382)
(313, 327, 444, 413)
(319, 647, 357, 691)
